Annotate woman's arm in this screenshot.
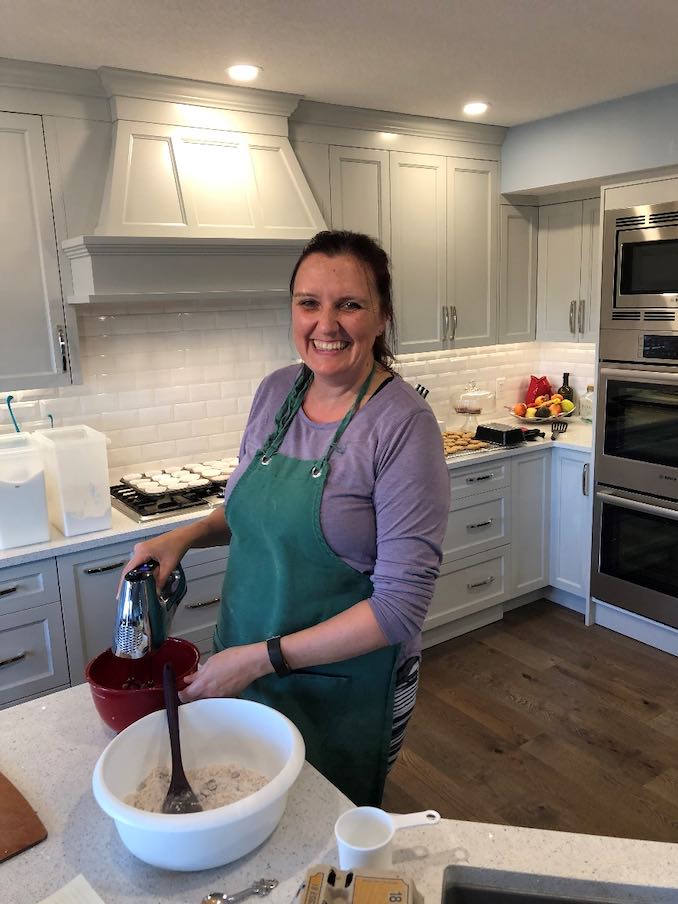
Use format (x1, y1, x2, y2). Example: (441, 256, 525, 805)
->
(120, 505, 231, 592)
(179, 599, 387, 701)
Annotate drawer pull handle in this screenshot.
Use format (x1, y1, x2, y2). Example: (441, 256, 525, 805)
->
(467, 519, 493, 530)
(85, 561, 126, 575)
(467, 576, 494, 590)
(185, 596, 221, 610)
(0, 585, 18, 597)
(0, 650, 26, 668)
(466, 473, 494, 484)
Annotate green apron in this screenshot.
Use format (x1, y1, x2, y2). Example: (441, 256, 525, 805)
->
(214, 365, 399, 806)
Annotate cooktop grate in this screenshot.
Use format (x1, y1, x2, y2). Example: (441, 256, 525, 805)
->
(110, 483, 223, 522)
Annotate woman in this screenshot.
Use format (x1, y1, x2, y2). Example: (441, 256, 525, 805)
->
(122, 231, 450, 805)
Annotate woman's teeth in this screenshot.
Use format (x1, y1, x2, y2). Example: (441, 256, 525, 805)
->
(313, 340, 349, 350)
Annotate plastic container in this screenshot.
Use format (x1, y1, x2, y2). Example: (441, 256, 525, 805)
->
(33, 425, 111, 537)
(0, 434, 50, 549)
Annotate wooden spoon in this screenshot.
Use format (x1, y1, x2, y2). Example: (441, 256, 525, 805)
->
(161, 662, 202, 815)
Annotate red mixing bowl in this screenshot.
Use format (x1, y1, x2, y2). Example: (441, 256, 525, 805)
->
(86, 637, 200, 732)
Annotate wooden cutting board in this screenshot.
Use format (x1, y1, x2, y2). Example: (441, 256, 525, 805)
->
(0, 770, 47, 862)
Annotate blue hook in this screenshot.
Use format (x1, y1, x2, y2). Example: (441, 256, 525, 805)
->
(5, 395, 20, 433)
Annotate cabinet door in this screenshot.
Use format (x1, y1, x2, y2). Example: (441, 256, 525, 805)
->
(510, 451, 550, 596)
(447, 159, 498, 347)
(498, 204, 538, 344)
(425, 545, 510, 631)
(536, 201, 583, 341)
(0, 601, 70, 706)
(550, 450, 592, 598)
(390, 151, 446, 354)
(329, 147, 390, 252)
(578, 197, 601, 342)
(0, 112, 70, 390)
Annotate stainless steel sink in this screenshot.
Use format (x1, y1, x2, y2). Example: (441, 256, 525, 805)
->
(442, 866, 675, 904)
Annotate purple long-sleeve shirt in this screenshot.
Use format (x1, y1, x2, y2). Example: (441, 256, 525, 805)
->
(224, 365, 450, 661)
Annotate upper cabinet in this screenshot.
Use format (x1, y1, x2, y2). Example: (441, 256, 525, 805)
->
(329, 146, 390, 252)
(498, 204, 538, 344)
(0, 112, 72, 390)
(390, 152, 447, 354)
(390, 153, 499, 354)
(536, 198, 600, 342)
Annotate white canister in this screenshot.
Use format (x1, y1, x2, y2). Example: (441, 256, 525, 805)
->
(0, 434, 50, 549)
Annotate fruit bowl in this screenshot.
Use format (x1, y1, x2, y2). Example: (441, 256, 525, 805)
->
(511, 406, 577, 424)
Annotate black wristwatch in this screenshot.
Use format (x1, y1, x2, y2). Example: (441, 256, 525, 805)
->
(267, 635, 292, 678)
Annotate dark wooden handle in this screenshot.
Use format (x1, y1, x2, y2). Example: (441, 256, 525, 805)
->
(162, 663, 188, 787)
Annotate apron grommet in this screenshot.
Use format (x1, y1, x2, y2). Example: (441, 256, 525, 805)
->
(260, 454, 272, 465)
(311, 465, 323, 478)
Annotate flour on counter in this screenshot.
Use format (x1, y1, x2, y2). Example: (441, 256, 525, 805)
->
(127, 763, 268, 812)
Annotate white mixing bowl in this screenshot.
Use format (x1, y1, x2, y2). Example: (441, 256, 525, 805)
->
(92, 697, 305, 870)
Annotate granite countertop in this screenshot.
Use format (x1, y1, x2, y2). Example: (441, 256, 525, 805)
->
(0, 420, 592, 570)
(1, 683, 677, 904)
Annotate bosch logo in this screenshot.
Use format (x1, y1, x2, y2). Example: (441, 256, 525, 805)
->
(659, 474, 678, 482)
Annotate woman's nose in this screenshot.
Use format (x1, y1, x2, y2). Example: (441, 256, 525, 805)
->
(316, 306, 339, 332)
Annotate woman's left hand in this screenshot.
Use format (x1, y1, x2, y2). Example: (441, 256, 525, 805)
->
(178, 642, 271, 702)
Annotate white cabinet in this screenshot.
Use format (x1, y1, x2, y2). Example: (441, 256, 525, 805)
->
(391, 152, 499, 353)
(510, 450, 550, 595)
(390, 151, 447, 354)
(550, 448, 592, 599)
(0, 559, 69, 707)
(536, 198, 600, 342)
(446, 158, 499, 348)
(0, 112, 72, 390)
(498, 204, 538, 344)
(329, 146, 390, 251)
(58, 541, 227, 684)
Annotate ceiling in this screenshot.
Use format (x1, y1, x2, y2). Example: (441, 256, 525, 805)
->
(4, 0, 678, 127)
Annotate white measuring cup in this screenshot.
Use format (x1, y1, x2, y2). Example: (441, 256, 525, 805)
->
(334, 807, 440, 870)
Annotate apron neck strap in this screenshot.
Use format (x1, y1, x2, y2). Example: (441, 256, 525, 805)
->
(262, 362, 376, 464)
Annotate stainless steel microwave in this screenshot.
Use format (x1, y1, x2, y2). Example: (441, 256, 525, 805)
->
(601, 200, 678, 333)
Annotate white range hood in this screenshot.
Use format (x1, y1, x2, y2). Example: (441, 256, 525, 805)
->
(63, 68, 327, 304)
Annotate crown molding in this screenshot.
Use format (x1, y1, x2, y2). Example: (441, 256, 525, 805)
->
(0, 57, 105, 97)
(97, 67, 303, 118)
(292, 100, 506, 147)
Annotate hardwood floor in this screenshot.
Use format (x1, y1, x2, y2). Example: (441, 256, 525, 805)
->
(383, 600, 678, 842)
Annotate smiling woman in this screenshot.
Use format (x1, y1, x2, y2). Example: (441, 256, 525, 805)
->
(122, 230, 450, 806)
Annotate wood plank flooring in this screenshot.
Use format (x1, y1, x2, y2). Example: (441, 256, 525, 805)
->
(383, 600, 678, 842)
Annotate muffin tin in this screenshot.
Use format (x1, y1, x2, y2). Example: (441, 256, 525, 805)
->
(121, 458, 239, 496)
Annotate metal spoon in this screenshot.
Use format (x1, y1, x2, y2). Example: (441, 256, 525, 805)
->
(161, 662, 202, 814)
(202, 878, 279, 904)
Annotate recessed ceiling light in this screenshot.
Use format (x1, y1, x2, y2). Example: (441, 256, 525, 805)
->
(227, 64, 261, 82)
(463, 101, 490, 116)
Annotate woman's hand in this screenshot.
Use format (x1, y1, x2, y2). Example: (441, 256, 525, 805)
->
(118, 531, 190, 596)
(178, 643, 272, 702)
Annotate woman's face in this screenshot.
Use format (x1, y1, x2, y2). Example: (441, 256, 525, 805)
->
(291, 253, 386, 386)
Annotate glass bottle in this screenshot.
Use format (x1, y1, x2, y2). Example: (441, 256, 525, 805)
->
(580, 384, 595, 422)
(557, 372, 574, 402)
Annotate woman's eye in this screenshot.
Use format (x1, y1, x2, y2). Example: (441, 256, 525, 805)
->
(297, 298, 318, 309)
(341, 300, 362, 310)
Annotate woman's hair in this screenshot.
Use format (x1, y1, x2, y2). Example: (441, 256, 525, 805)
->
(289, 230, 398, 372)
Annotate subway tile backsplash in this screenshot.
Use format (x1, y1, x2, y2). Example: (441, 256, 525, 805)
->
(3, 298, 595, 478)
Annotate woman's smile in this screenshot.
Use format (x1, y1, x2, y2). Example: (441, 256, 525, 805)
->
(291, 253, 385, 386)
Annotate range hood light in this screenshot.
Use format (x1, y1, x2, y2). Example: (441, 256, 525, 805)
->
(227, 64, 262, 82)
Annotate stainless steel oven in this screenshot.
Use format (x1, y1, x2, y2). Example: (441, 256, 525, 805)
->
(591, 486, 678, 629)
(595, 365, 678, 501)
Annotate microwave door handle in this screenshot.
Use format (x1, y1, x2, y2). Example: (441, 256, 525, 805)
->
(597, 489, 678, 521)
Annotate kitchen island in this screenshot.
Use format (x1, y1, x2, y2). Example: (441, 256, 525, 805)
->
(2, 683, 677, 904)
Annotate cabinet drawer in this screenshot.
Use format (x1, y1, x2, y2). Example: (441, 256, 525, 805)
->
(171, 559, 225, 651)
(426, 545, 510, 631)
(0, 601, 70, 706)
(450, 459, 509, 501)
(443, 488, 509, 563)
(0, 558, 59, 616)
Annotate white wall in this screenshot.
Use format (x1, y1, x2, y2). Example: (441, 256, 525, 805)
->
(502, 81, 678, 195)
(2, 296, 594, 479)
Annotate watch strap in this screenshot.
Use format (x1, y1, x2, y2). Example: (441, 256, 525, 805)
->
(267, 635, 292, 678)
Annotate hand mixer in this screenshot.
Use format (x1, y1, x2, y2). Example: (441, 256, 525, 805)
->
(112, 559, 187, 659)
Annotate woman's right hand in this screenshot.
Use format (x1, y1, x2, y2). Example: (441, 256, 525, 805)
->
(118, 530, 190, 597)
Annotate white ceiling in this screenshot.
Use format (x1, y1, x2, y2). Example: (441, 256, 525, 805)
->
(4, 0, 678, 127)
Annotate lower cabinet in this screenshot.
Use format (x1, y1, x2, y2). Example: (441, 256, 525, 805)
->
(0, 559, 69, 707)
(549, 448, 592, 599)
(58, 541, 228, 685)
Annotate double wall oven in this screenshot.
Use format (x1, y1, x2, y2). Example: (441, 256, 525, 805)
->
(592, 200, 678, 630)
